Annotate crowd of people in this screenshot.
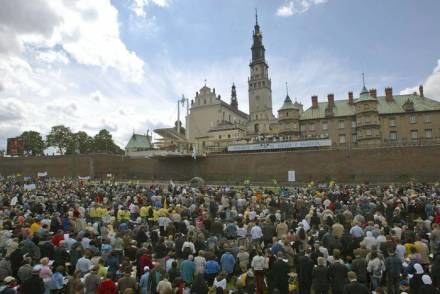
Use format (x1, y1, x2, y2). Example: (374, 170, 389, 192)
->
(0, 176, 439, 294)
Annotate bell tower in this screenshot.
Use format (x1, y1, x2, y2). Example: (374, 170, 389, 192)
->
(248, 10, 274, 134)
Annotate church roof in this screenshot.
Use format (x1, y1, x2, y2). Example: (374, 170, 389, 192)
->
(279, 95, 299, 111)
(125, 134, 153, 150)
(220, 101, 249, 119)
(300, 94, 440, 120)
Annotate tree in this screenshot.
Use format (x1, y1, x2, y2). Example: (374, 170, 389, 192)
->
(92, 129, 123, 154)
(46, 125, 73, 155)
(66, 131, 94, 154)
(20, 131, 45, 156)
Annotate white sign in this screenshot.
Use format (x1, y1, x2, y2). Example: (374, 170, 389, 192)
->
(227, 139, 332, 152)
(24, 183, 36, 190)
(78, 176, 90, 180)
(288, 171, 296, 182)
(106, 173, 112, 178)
(37, 171, 48, 177)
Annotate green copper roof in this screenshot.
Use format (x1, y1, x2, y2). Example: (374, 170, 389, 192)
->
(355, 88, 377, 103)
(125, 134, 153, 150)
(279, 95, 299, 111)
(300, 94, 440, 120)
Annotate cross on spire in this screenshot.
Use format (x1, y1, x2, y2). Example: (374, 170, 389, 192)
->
(285, 81, 289, 96)
(204, 79, 207, 86)
(362, 72, 365, 88)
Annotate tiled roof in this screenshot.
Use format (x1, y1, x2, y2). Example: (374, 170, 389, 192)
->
(301, 94, 440, 120)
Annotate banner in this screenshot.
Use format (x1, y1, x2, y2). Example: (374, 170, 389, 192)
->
(288, 171, 296, 182)
(37, 171, 48, 177)
(228, 139, 332, 152)
(24, 183, 36, 190)
(106, 173, 112, 178)
(78, 176, 90, 180)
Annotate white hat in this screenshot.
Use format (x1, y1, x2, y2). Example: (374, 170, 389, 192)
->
(414, 263, 424, 274)
(422, 274, 432, 285)
(33, 265, 42, 272)
(144, 266, 150, 271)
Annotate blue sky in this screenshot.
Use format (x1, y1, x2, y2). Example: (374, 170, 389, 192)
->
(0, 0, 439, 149)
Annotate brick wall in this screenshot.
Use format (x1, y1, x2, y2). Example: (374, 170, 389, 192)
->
(0, 146, 439, 183)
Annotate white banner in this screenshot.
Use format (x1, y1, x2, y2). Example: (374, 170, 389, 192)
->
(24, 183, 36, 190)
(37, 171, 48, 177)
(78, 176, 90, 180)
(106, 173, 112, 178)
(228, 139, 332, 152)
(288, 171, 296, 182)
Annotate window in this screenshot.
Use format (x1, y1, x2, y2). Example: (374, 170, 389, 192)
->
(227, 134, 231, 139)
(339, 134, 346, 144)
(424, 114, 431, 123)
(352, 134, 357, 142)
(389, 118, 396, 127)
(293, 123, 297, 129)
(389, 131, 397, 141)
(218, 135, 222, 139)
(425, 129, 432, 138)
(310, 123, 315, 131)
(286, 112, 288, 117)
(410, 115, 416, 124)
(364, 115, 370, 124)
(352, 120, 356, 128)
(322, 121, 328, 130)
(338, 120, 345, 129)
(411, 130, 418, 139)
(302, 124, 308, 131)
(366, 129, 372, 136)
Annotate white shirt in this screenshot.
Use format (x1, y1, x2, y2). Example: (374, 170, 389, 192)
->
(213, 278, 227, 289)
(250, 225, 263, 240)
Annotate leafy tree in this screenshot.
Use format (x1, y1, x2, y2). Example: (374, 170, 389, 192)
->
(66, 131, 94, 154)
(93, 129, 123, 154)
(20, 131, 45, 156)
(46, 125, 73, 155)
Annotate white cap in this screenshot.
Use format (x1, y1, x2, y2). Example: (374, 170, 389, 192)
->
(414, 263, 424, 274)
(422, 274, 432, 285)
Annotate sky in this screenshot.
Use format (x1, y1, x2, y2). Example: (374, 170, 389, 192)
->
(0, 0, 439, 149)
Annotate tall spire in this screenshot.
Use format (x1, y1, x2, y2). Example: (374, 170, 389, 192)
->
(255, 8, 258, 25)
(251, 10, 265, 63)
(230, 83, 238, 109)
(361, 72, 368, 93)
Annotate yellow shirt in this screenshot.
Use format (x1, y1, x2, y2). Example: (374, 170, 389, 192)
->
(140, 206, 148, 218)
(30, 222, 41, 234)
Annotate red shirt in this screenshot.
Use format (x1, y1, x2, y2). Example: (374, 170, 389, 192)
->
(97, 279, 117, 294)
(51, 234, 64, 247)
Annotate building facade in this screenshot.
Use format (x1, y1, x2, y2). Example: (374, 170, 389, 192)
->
(154, 14, 440, 153)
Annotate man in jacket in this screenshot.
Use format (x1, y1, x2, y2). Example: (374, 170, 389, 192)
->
(343, 271, 369, 294)
(297, 251, 314, 294)
(385, 250, 403, 294)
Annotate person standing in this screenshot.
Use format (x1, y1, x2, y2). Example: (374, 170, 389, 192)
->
(312, 257, 330, 294)
(297, 251, 314, 294)
(385, 250, 402, 294)
(180, 255, 195, 286)
(251, 250, 268, 294)
(343, 271, 369, 294)
(271, 253, 290, 294)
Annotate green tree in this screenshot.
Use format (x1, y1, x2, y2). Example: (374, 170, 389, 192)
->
(93, 129, 123, 154)
(66, 131, 94, 154)
(46, 125, 73, 155)
(20, 131, 45, 156)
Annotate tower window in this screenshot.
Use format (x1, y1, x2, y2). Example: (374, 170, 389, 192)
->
(411, 130, 418, 139)
(410, 115, 416, 124)
(389, 131, 397, 140)
(425, 129, 432, 138)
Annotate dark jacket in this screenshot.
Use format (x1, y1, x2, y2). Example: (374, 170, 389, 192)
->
(385, 254, 402, 279)
(351, 257, 368, 283)
(270, 259, 289, 294)
(21, 274, 45, 294)
(312, 265, 330, 289)
(418, 284, 440, 294)
(329, 262, 348, 292)
(409, 274, 423, 294)
(343, 281, 369, 294)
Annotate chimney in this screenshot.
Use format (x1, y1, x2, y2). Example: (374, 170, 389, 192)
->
(311, 95, 318, 108)
(419, 85, 424, 97)
(385, 87, 393, 102)
(369, 88, 377, 98)
(327, 93, 334, 108)
(348, 91, 354, 104)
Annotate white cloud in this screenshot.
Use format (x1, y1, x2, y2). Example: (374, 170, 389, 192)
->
(131, 0, 170, 17)
(276, 0, 328, 17)
(400, 59, 440, 100)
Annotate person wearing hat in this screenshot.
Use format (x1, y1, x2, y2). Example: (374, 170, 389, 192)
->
(343, 271, 369, 294)
(419, 274, 440, 294)
(410, 263, 424, 294)
(1, 276, 17, 294)
(117, 268, 138, 294)
(21, 265, 45, 294)
(139, 266, 150, 294)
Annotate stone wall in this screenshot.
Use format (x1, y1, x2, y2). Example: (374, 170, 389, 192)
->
(0, 145, 439, 183)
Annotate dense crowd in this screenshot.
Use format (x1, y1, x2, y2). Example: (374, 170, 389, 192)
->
(0, 176, 439, 294)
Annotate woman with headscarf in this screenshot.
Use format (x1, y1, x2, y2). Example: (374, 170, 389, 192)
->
(409, 263, 424, 294)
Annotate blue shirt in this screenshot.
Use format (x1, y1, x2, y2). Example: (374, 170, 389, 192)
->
(220, 252, 235, 274)
(205, 260, 220, 274)
(180, 260, 195, 283)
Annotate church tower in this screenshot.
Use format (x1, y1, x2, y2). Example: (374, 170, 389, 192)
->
(230, 83, 238, 110)
(248, 11, 274, 135)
